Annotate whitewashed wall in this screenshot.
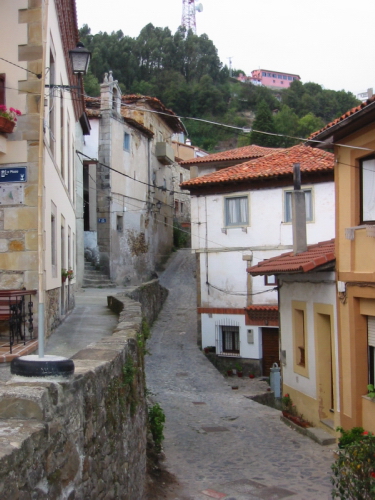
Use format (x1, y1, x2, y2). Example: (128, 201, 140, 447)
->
(201, 313, 263, 359)
(192, 181, 335, 308)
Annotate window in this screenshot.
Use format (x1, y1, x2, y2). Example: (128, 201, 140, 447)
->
(225, 195, 248, 227)
(51, 203, 57, 276)
(60, 89, 64, 179)
(117, 215, 123, 232)
(284, 188, 313, 223)
(123, 132, 130, 151)
(283, 75, 287, 80)
(292, 301, 308, 376)
(0, 74, 5, 105)
(180, 172, 183, 184)
(49, 50, 56, 157)
(222, 326, 239, 353)
(180, 202, 184, 213)
(278, 75, 282, 79)
(265, 275, 277, 286)
(368, 317, 375, 385)
(262, 72, 266, 76)
(174, 200, 179, 213)
(361, 156, 375, 222)
(288, 76, 292, 81)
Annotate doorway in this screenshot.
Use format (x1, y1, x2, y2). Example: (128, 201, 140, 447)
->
(261, 327, 279, 376)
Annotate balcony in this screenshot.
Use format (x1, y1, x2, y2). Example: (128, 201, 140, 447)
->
(155, 142, 175, 165)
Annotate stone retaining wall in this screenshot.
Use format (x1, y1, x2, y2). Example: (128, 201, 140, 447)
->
(0, 291, 155, 499)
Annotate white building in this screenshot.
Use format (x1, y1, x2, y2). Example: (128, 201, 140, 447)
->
(83, 79, 186, 285)
(182, 144, 335, 375)
(0, 0, 89, 348)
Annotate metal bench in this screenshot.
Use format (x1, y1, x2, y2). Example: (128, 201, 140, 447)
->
(0, 290, 37, 353)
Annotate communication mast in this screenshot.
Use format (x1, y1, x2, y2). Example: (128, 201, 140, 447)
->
(181, 0, 203, 35)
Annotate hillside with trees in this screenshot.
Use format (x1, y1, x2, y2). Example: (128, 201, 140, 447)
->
(80, 24, 359, 151)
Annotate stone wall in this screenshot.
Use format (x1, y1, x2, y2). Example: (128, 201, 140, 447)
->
(0, 294, 149, 500)
(120, 279, 169, 326)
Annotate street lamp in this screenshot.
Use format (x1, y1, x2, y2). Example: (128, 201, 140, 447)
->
(69, 42, 91, 75)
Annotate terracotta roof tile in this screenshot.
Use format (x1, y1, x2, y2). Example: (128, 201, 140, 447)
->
(247, 239, 335, 276)
(309, 95, 375, 140)
(245, 305, 278, 311)
(179, 145, 283, 166)
(181, 144, 334, 189)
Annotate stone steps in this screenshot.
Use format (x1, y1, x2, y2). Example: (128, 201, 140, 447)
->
(83, 261, 117, 288)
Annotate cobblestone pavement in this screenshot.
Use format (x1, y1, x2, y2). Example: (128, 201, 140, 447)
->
(145, 249, 335, 500)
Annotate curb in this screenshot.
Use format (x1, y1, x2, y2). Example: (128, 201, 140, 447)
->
(280, 415, 337, 446)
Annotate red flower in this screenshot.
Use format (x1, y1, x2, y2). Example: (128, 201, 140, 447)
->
(370, 472, 375, 478)
(363, 431, 369, 435)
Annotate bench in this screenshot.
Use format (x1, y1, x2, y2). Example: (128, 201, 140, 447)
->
(0, 290, 37, 353)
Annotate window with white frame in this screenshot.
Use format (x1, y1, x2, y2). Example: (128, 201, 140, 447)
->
(284, 188, 313, 223)
(361, 156, 375, 223)
(225, 195, 249, 227)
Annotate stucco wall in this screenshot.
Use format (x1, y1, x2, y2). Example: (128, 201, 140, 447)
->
(0, 283, 169, 499)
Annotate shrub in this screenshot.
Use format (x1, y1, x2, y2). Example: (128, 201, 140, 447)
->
(148, 403, 165, 452)
(331, 430, 375, 499)
(336, 426, 365, 449)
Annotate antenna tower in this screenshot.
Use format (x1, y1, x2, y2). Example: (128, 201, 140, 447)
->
(181, 0, 197, 35)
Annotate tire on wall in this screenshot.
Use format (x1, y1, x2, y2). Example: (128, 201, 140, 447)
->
(11, 355, 74, 377)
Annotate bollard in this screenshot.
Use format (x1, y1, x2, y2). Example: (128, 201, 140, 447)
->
(270, 362, 281, 398)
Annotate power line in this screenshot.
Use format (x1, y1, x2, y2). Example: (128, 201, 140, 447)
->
(0, 57, 42, 79)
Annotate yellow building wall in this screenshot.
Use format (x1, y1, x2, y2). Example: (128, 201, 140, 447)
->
(335, 123, 375, 430)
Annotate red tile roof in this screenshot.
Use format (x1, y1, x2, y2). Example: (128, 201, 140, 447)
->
(179, 145, 283, 166)
(181, 144, 334, 189)
(247, 239, 335, 276)
(245, 305, 278, 311)
(309, 95, 375, 140)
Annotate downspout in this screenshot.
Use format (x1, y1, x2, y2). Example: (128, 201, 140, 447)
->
(38, 0, 49, 356)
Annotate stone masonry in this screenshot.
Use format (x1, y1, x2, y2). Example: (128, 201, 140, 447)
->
(0, 292, 151, 499)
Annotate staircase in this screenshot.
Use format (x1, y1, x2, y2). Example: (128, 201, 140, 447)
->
(83, 261, 117, 288)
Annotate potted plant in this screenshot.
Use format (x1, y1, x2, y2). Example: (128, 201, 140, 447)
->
(67, 268, 74, 281)
(249, 372, 255, 379)
(61, 268, 68, 283)
(0, 105, 21, 133)
(235, 362, 243, 377)
(227, 365, 233, 376)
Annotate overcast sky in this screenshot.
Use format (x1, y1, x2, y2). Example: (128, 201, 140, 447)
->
(76, 0, 374, 96)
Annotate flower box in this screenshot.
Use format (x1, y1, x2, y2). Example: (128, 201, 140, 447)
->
(0, 117, 15, 134)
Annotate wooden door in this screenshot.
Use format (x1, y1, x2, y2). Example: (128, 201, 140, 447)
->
(262, 328, 279, 376)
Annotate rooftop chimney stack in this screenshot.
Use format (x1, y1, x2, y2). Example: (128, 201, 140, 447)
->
(292, 163, 307, 255)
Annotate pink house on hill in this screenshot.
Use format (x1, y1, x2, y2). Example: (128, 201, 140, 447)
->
(251, 69, 300, 89)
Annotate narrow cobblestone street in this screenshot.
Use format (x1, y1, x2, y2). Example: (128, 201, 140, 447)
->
(146, 249, 335, 500)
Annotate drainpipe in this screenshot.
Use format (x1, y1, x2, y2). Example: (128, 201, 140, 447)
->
(291, 163, 307, 255)
(37, 0, 49, 357)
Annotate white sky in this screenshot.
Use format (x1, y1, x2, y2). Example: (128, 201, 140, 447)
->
(76, 0, 375, 96)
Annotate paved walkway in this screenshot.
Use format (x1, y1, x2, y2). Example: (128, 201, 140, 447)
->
(145, 249, 335, 500)
(0, 287, 119, 383)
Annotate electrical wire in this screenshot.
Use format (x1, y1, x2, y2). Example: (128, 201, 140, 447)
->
(207, 282, 278, 296)
(0, 57, 42, 78)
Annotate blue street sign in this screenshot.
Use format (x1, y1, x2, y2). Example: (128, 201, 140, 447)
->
(98, 218, 107, 223)
(0, 167, 27, 183)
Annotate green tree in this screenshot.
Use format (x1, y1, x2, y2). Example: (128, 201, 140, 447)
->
(297, 113, 325, 139)
(250, 100, 277, 147)
(274, 105, 299, 147)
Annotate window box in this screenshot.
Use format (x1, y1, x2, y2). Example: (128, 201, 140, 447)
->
(0, 117, 15, 134)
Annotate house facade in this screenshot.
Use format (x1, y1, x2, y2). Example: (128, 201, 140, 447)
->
(308, 95, 375, 433)
(181, 144, 335, 375)
(0, 0, 88, 342)
(249, 240, 339, 433)
(83, 79, 185, 285)
(250, 69, 300, 89)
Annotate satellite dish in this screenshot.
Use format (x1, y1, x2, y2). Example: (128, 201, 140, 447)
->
(196, 3, 203, 12)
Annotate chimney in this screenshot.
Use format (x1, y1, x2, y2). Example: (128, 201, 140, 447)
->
(292, 163, 307, 254)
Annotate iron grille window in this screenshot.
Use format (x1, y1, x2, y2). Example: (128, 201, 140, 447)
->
(222, 326, 239, 353)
